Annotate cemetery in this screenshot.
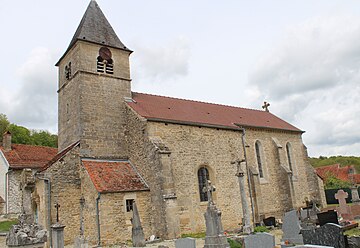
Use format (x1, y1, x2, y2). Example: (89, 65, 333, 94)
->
(2, 185, 360, 247)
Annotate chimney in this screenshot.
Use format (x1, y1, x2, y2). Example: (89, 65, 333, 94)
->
(3, 131, 12, 151)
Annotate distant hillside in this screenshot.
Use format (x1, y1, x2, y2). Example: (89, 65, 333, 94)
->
(310, 156, 360, 172)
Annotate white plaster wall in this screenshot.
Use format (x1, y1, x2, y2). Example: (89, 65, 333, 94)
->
(0, 151, 9, 208)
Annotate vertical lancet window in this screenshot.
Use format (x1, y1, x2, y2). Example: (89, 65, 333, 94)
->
(97, 47, 114, 74)
(255, 141, 264, 178)
(198, 167, 209, 202)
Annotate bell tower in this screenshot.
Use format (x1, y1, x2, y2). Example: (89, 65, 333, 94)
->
(56, 0, 132, 158)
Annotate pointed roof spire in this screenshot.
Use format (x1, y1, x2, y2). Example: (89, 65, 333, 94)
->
(57, 0, 131, 65)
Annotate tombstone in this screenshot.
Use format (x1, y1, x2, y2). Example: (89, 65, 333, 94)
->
(335, 190, 352, 220)
(203, 180, 229, 248)
(287, 245, 334, 248)
(51, 223, 66, 248)
(175, 238, 196, 248)
(132, 201, 146, 247)
(317, 211, 338, 226)
(350, 186, 360, 205)
(74, 197, 88, 248)
(243, 232, 275, 248)
(301, 223, 346, 248)
(281, 210, 304, 245)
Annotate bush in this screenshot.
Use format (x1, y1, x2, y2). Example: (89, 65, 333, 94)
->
(227, 238, 242, 248)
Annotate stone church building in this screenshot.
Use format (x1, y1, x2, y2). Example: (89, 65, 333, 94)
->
(29, 1, 326, 246)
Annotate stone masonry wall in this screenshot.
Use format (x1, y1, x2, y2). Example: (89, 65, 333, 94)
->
(146, 122, 246, 233)
(7, 170, 22, 214)
(43, 145, 81, 245)
(58, 41, 131, 156)
(125, 106, 172, 239)
(80, 166, 152, 246)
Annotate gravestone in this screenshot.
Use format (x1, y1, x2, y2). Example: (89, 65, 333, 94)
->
(335, 190, 352, 220)
(301, 223, 346, 248)
(317, 211, 339, 226)
(175, 238, 196, 248)
(203, 180, 229, 248)
(74, 197, 88, 248)
(350, 186, 360, 205)
(243, 232, 275, 248)
(281, 210, 303, 245)
(287, 245, 334, 248)
(131, 201, 146, 247)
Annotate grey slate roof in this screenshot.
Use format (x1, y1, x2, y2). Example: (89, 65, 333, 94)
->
(57, 0, 131, 65)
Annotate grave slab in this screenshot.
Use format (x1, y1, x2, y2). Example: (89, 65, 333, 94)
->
(175, 238, 196, 248)
(301, 223, 346, 248)
(243, 232, 275, 248)
(281, 210, 303, 245)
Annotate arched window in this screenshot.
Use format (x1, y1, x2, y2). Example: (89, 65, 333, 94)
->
(255, 141, 264, 178)
(286, 143, 293, 173)
(97, 47, 114, 74)
(198, 167, 209, 202)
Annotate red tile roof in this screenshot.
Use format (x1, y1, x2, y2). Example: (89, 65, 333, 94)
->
(315, 164, 360, 184)
(0, 144, 57, 169)
(82, 159, 149, 193)
(127, 92, 302, 132)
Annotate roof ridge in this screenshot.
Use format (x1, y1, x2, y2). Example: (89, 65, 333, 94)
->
(132, 91, 266, 113)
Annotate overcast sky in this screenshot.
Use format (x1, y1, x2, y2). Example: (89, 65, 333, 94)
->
(0, 0, 359, 157)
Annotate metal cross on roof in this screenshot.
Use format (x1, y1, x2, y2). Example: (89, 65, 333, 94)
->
(262, 101, 270, 112)
(203, 180, 216, 205)
(54, 202, 60, 223)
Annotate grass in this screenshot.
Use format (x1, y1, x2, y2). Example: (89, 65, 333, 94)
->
(181, 232, 206, 238)
(0, 220, 18, 232)
(345, 227, 360, 237)
(253, 226, 269, 233)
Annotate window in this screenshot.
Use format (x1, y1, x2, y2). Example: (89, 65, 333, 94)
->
(126, 199, 134, 212)
(255, 141, 264, 178)
(97, 47, 114, 74)
(286, 143, 293, 173)
(198, 167, 209, 202)
(65, 62, 72, 80)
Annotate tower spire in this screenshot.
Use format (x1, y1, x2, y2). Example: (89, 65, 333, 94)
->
(57, 0, 131, 65)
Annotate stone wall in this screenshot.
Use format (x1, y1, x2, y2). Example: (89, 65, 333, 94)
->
(58, 41, 131, 157)
(7, 170, 22, 214)
(80, 166, 152, 246)
(42, 145, 81, 245)
(125, 106, 178, 239)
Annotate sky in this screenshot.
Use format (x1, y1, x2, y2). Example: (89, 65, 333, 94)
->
(0, 0, 359, 157)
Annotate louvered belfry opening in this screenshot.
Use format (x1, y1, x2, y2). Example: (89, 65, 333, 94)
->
(97, 47, 113, 74)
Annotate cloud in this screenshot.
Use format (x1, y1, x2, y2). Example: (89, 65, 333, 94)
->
(4, 47, 58, 133)
(131, 36, 191, 83)
(249, 15, 360, 156)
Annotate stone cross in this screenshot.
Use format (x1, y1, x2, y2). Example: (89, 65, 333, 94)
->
(54, 202, 60, 223)
(262, 101, 270, 112)
(335, 190, 348, 209)
(203, 180, 215, 205)
(79, 197, 85, 236)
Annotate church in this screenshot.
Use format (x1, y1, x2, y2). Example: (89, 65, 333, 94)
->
(28, 1, 326, 246)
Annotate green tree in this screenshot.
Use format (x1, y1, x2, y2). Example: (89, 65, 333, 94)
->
(31, 130, 58, 148)
(324, 175, 352, 189)
(8, 124, 32, 145)
(0, 114, 10, 141)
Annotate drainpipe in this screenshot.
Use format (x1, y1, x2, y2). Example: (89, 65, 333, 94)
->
(235, 125, 256, 225)
(5, 171, 9, 214)
(36, 175, 52, 248)
(95, 193, 101, 246)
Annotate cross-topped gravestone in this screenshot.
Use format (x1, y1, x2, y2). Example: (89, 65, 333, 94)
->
(335, 190, 352, 219)
(54, 202, 60, 223)
(203, 180, 215, 205)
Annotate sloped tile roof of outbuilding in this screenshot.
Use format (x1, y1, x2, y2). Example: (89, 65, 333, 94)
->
(0, 144, 57, 169)
(127, 92, 302, 132)
(316, 164, 360, 184)
(82, 159, 149, 193)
